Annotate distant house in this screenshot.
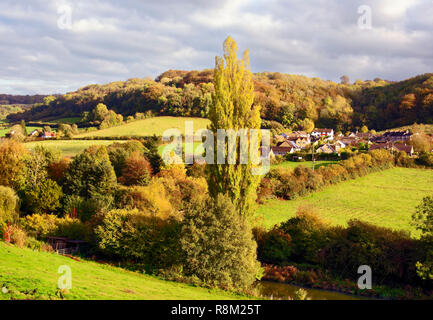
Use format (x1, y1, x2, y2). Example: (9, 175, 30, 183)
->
(271, 141, 300, 156)
(355, 132, 375, 141)
(378, 130, 412, 143)
(334, 141, 346, 151)
(42, 131, 56, 139)
(28, 129, 40, 137)
(370, 142, 414, 156)
(316, 143, 337, 154)
(337, 137, 358, 146)
(311, 128, 334, 140)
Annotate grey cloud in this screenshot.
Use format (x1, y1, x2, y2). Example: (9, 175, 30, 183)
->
(0, 0, 432, 94)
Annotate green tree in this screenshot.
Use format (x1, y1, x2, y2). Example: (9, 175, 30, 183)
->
(180, 194, 261, 291)
(412, 196, 433, 280)
(20, 120, 27, 135)
(0, 140, 28, 189)
(63, 146, 117, 199)
(0, 186, 19, 224)
(20, 178, 63, 215)
(93, 103, 109, 122)
(207, 36, 261, 217)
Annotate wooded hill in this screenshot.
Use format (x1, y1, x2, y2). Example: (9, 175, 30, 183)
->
(7, 71, 433, 131)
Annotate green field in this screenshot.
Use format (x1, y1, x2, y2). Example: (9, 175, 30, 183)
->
(0, 126, 43, 138)
(76, 116, 210, 138)
(46, 117, 81, 124)
(25, 140, 126, 157)
(272, 160, 338, 170)
(0, 242, 247, 300)
(257, 167, 433, 237)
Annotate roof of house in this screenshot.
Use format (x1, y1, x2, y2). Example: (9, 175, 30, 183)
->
(394, 143, 413, 153)
(312, 128, 334, 133)
(370, 142, 413, 153)
(271, 146, 296, 153)
(383, 131, 411, 137)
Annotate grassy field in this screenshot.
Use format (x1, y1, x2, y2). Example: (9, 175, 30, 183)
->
(0, 242, 247, 300)
(378, 123, 433, 135)
(25, 140, 126, 157)
(46, 117, 81, 124)
(76, 116, 210, 138)
(271, 160, 338, 170)
(0, 126, 43, 137)
(257, 167, 433, 237)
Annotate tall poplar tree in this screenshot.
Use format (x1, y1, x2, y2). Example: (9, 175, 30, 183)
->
(207, 36, 261, 217)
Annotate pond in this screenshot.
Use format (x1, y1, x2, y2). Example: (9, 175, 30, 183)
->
(257, 281, 371, 300)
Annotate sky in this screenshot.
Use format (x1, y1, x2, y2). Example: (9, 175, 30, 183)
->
(0, 0, 432, 95)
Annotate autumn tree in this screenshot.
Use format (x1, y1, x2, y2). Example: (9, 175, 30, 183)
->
(118, 152, 153, 186)
(0, 140, 28, 189)
(207, 36, 261, 217)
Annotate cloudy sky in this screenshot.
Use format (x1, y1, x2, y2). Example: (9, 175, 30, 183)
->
(0, 0, 432, 94)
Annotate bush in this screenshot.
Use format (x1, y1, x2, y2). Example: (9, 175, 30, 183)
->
(278, 206, 330, 264)
(0, 186, 19, 224)
(20, 178, 63, 215)
(63, 146, 117, 199)
(118, 152, 153, 186)
(20, 213, 92, 241)
(95, 208, 182, 268)
(180, 194, 261, 291)
(258, 228, 293, 265)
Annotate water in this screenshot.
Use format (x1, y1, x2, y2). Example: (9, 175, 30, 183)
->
(257, 281, 371, 300)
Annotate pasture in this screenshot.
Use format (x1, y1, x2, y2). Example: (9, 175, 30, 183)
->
(257, 167, 433, 237)
(25, 140, 126, 157)
(271, 160, 338, 170)
(0, 242, 247, 300)
(76, 116, 210, 138)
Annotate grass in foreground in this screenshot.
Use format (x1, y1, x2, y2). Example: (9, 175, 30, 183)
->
(257, 167, 433, 237)
(25, 140, 126, 157)
(76, 116, 210, 138)
(0, 242, 248, 300)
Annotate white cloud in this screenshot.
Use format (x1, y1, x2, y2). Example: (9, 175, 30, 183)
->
(0, 0, 431, 94)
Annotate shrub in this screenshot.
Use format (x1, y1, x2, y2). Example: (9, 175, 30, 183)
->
(0, 139, 28, 189)
(258, 228, 293, 265)
(278, 206, 330, 264)
(8, 225, 27, 248)
(47, 157, 71, 185)
(20, 178, 63, 215)
(63, 146, 117, 199)
(118, 152, 153, 186)
(20, 213, 92, 241)
(0, 186, 19, 224)
(117, 180, 175, 219)
(180, 194, 261, 291)
(95, 208, 182, 268)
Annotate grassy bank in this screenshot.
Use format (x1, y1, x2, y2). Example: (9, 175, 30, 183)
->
(25, 140, 126, 157)
(257, 167, 433, 237)
(76, 116, 210, 138)
(0, 242, 248, 300)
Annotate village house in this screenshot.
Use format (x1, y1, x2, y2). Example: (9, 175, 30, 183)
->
(316, 143, 337, 154)
(28, 129, 40, 137)
(271, 140, 301, 156)
(41, 131, 56, 139)
(369, 142, 414, 156)
(337, 136, 358, 146)
(376, 130, 412, 143)
(311, 128, 334, 141)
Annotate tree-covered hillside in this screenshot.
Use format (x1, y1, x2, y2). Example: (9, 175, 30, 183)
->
(7, 71, 433, 131)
